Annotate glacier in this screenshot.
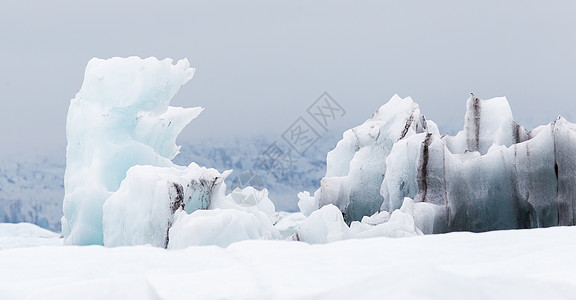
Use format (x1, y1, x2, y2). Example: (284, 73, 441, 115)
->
(301, 94, 576, 235)
(0, 159, 63, 231)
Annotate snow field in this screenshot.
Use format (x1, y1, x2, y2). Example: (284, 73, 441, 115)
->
(1, 225, 576, 299)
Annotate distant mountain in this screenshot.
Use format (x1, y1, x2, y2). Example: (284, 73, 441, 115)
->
(0, 134, 339, 231)
(175, 134, 339, 211)
(0, 158, 65, 232)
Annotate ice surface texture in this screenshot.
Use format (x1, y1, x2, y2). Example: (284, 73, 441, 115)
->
(102, 164, 230, 248)
(299, 95, 439, 223)
(62, 57, 216, 246)
(301, 94, 576, 234)
(63, 57, 282, 247)
(294, 200, 421, 244)
(64, 56, 576, 247)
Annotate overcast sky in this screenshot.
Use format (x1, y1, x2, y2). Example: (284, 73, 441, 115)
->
(0, 0, 575, 159)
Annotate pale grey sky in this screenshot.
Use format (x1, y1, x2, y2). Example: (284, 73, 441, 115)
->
(0, 0, 575, 158)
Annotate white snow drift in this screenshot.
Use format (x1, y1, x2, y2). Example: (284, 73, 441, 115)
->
(2, 224, 576, 299)
(0, 223, 62, 250)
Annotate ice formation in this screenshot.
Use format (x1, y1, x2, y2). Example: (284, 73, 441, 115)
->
(102, 164, 230, 248)
(167, 186, 282, 249)
(63, 56, 576, 247)
(63, 57, 277, 247)
(301, 94, 576, 235)
(62, 57, 200, 245)
(294, 200, 422, 244)
(299, 95, 439, 223)
(168, 207, 279, 249)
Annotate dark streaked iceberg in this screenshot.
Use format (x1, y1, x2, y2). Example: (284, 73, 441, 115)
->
(300, 94, 576, 234)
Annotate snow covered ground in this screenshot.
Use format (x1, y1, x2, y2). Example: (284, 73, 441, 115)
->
(0, 223, 62, 250)
(1, 223, 576, 299)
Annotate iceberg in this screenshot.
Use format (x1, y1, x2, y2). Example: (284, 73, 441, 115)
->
(294, 199, 422, 244)
(168, 207, 279, 249)
(63, 56, 280, 248)
(62, 56, 576, 247)
(102, 163, 230, 248)
(301, 94, 576, 235)
(62, 57, 200, 245)
(300, 94, 439, 223)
